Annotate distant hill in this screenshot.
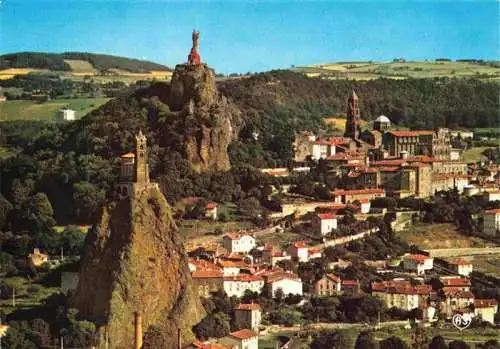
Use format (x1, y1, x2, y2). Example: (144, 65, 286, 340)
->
(292, 60, 500, 81)
(0, 52, 171, 73)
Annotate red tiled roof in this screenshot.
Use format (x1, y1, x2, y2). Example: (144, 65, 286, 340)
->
(224, 232, 253, 240)
(230, 329, 258, 340)
(485, 209, 500, 215)
(450, 258, 472, 266)
(309, 248, 321, 254)
(218, 260, 246, 268)
(317, 213, 337, 220)
(378, 166, 400, 172)
(206, 202, 217, 209)
(191, 270, 223, 278)
(192, 342, 233, 349)
(358, 198, 370, 203)
(331, 188, 385, 196)
(440, 277, 471, 287)
(326, 153, 364, 161)
(342, 280, 359, 286)
(474, 299, 498, 308)
(235, 303, 261, 311)
(266, 271, 301, 283)
(406, 254, 431, 263)
(120, 152, 135, 158)
(388, 130, 434, 137)
(325, 274, 340, 282)
(292, 241, 308, 249)
(224, 275, 263, 282)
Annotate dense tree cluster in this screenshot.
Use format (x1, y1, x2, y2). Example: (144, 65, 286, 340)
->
(0, 52, 170, 72)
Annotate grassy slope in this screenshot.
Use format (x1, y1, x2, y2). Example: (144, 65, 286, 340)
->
(292, 61, 500, 80)
(0, 98, 110, 121)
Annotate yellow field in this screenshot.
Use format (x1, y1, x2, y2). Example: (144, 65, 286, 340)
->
(63, 59, 96, 74)
(0, 68, 40, 80)
(324, 117, 346, 131)
(295, 61, 500, 80)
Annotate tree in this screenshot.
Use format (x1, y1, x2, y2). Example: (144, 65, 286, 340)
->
(142, 325, 167, 349)
(192, 312, 231, 340)
(355, 330, 380, 349)
(448, 341, 470, 349)
(274, 288, 285, 304)
(380, 336, 408, 349)
(31, 318, 52, 348)
(269, 308, 303, 326)
(72, 181, 106, 223)
(311, 330, 347, 349)
(3, 321, 37, 349)
(0, 194, 13, 230)
(238, 196, 262, 218)
(428, 336, 448, 349)
(58, 225, 86, 256)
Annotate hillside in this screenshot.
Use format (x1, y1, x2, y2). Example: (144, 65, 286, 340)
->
(219, 70, 499, 166)
(0, 52, 171, 73)
(292, 60, 500, 80)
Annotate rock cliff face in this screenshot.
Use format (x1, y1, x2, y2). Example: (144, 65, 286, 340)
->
(71, 186, 205, 348)
(166, 63, 241, 171)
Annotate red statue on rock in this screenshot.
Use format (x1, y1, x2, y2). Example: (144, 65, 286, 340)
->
(188, 30, 201, 65)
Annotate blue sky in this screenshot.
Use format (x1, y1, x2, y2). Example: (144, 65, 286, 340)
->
(0, 0, 498, 73)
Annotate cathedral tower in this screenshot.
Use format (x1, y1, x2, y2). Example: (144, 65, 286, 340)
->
(135, 130, 149, 183)
(345, 90, 361, 139)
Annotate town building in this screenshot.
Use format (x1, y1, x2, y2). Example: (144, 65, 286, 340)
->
(205, 202, 218, 220)
(440, 277, 471, 292)
(223, 275, 264, 298)
(217, 260, 243, 277)
(483, 209, 500, 237)
(234, 304, 262, 332)
(474, 299, 498, 324)
(403, 254, 434, 275)
(187, 342, 234, 349)
(383, 130, 435, 158)
(484, 190, 500, 202)
(371, 279, 432, 311)
(219, 329, 258, 349)
(313, 274, 341, 296)
(262, 245, 291, 267)
(222, 233, 256, 254)
(312, 213, 337, 236)
(58, 108, 76, 121)
(373, 115, 391, 132)
(287, 241, 310, 262)
(28, 248, 48, 267)
(191, 270, 224, 298)
(440, 288, 474, 318)
(264, 272, 303, 297)
(330, 188, 386, 204)
(341, 280, 360, 295)
(448, 259, 473, 277)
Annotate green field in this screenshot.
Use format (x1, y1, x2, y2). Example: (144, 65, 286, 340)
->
(292, 61, 500, 80)
(0, 98, 110, 121)
(461, 147, 490, 163)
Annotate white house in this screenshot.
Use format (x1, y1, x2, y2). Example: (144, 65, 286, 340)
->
(312, 139, 336, 160)
(58, 108, 76, 121)
(223, 233, 256, 254)
(205, 202, 218, 220)
(474, 299, 498, 324)
(358, 198, 371, 214)
(234, 304, 262, 332)
(266, 272, 303, 297)
(219, 329, 258, 349)
(287, 241, 310, 262)
(483, 209, 500, 237)
(223, 275, 264, 298)
(448, 258, 473, 277)
(312, 213, 337, 236)
(484, 191, 500, 202)
(403, 254, 434, 275)
(217, 260, 242, 277)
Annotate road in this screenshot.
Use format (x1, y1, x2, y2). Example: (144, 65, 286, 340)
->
(426, 246, 500, 257)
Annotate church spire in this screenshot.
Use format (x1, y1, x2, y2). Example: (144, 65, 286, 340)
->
(345, 90, 361, 139)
